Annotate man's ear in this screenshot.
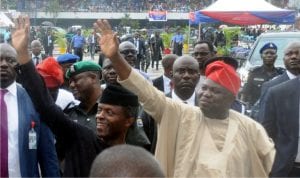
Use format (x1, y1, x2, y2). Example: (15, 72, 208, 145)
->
(125, 117, 135, 128)
(169, 70, 173, 77)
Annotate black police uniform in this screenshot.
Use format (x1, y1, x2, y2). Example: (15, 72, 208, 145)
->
(242, 66, 285, 106)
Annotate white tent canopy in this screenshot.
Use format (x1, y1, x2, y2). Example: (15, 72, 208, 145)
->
(0, 12, 14, 27)
(203, 0, 290, 12)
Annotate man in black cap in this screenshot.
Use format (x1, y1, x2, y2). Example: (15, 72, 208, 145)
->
(11, 16, 143, 177)
(241, 42, 284, 108)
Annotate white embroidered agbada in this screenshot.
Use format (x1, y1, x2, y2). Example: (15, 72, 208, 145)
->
(120, 69, 275, 177)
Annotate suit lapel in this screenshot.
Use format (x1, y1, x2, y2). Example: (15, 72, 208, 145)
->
(16, 85, 27, 175)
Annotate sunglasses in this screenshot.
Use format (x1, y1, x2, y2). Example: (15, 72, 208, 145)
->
(192, 51, 210, 56)
(120, 50, 137, 55)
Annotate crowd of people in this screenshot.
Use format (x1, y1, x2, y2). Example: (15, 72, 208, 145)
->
(2, 0, 209, 13)
(1, 15, 300, 178)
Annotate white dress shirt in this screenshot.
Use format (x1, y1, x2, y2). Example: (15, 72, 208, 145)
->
(31, 53, 42, 65)
(171, 90, 196, 106)
(287, 70, 297, 80)
(163, 75, 171, 94)
(4, 82, 21, 177)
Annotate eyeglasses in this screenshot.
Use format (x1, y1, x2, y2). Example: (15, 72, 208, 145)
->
(120, 50, 137, 55)
(192, 51, 210, 56)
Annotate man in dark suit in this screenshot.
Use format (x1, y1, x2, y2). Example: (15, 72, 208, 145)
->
(150, 31, 164, 70)
(43, 29, 55, 56)
(261, 77, 300, 177)
(152, 54, 178, 94)
(143, 55, 200, 153)
(133, 32, 146, 70)
(30, 40, 47, 65)
(256, 41, 300, 121)
(0, 43, 60, 177)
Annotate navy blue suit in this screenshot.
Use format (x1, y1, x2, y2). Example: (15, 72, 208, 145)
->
(16, 84, 60, 177)
(261, 77, 300, 176)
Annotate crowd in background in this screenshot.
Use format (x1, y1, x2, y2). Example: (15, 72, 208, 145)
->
(1, 0, 212, 13)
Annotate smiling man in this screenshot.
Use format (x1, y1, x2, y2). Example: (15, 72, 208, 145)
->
(12, 16, 143, 177)
(93, 19, 275, 177)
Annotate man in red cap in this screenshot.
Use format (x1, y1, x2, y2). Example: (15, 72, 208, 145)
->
(93, 19, 275, 177)
(36, 57, 77, 109)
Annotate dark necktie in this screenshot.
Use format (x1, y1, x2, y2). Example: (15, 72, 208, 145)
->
(35, 56, 39, 66)
(0, 89, 8, 177)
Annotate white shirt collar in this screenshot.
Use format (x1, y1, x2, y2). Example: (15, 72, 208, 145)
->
(163, 75, 171, 94)
(4, 81, 17, 97)
(287, 70, 297, 80)
(32, 53, 42, 58)
(171, 90, 196, 106)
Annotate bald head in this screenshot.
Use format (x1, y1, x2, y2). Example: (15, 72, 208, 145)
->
(173, 55, 199, 72)
(89, 145, 165, 177)
(119, 41, 135, 51)
(0, 43, 17, 59)
(283, 41, 300, 75)
(31, 40, 43, 56)
(172, 56, 200, 100)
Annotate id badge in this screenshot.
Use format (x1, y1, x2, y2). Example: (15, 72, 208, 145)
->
(29, 121, 37, 150)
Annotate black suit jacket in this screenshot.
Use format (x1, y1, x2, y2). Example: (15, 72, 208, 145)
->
(261, 77, 300, 177)
(152, 75, 164, 92)
(18, 61, 109, 177)
(136, 38, 146, 56)
(257, 72, 290, 122)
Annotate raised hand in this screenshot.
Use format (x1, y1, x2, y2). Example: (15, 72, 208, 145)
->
(94, 19, 119, 59)
(11, 16, 30, 64)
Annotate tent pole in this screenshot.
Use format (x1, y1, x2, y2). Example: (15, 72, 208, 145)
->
(198, 23, 201, 41)
(188, 21, 191, 49)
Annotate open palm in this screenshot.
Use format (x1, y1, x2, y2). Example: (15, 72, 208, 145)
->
(11, 16, 30, 55)
(94, 20, 119, 59)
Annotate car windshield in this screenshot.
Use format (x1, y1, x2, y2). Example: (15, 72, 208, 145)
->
(249, 36, 300, 68)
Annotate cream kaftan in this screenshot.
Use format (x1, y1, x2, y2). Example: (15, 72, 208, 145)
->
(120, 70, 275, 177)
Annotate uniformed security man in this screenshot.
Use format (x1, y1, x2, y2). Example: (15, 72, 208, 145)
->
(241, 42, 285, 107)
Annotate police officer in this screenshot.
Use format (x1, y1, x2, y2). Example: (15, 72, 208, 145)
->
(241, 42, 285, 107)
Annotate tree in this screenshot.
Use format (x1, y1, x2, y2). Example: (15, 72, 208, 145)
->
(119, 13, 140, 30)
(45, 0, 61, 26)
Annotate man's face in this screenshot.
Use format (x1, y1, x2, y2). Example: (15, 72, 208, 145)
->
(69, 72, 95, 101)
(193, 43, 214, 71)
(198, 79, 234, 117)
(102, 60, 118, 85)
(119, 43, 137, 67)
(284, 45, 300, 74)
(261, 49, 277, 66)
(173, 60, 199, 95)
(31, 43, 42, 56)
(77, 30, 81, 35)
(0, 48, 17, 88)
(96, 103, 132, 141)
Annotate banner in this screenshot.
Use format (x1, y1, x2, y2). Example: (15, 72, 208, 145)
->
(148, 11, 167, 21)
(189, 12, 197, 25)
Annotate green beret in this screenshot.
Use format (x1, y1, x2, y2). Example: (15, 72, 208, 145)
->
(66, 61, 101, 79)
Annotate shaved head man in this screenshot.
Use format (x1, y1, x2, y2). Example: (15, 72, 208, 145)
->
(89, 145, 165, 177)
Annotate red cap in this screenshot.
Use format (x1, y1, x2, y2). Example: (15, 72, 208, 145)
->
(205, 61, 241, 96)
(36, 57, 64, 88)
